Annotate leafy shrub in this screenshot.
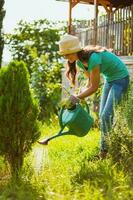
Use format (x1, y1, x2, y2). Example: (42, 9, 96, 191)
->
(5, 19, 66, 121)
(5, 19, 66, 73)
(0, 60, 40, 175)
(31, 55, 62, 121)
(109, 84, 133, 175)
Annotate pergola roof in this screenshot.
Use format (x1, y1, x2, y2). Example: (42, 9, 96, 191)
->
(56, 0, 133, 36)
(56, 0, 133, 8)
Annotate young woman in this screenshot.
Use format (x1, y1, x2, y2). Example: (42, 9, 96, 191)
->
(58, 34, 129, 158)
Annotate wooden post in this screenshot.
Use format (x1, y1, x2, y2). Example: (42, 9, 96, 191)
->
(68, 0, 72, 34)
(94, 0, 98, 45)
(106, 6, 112, 48)
(106, 12, 110, 48)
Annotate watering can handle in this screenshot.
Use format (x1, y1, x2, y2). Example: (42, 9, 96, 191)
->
(58, 107, 65, 128)
(83, 101, 90, 114)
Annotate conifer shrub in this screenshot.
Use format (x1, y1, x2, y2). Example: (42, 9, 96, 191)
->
(0, 60, 40, 175)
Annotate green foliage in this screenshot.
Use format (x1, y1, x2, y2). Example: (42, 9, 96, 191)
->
(0, 122, 133, 199)
(0, 179, 41, 200)
(4, 19, 66, 120)
(30, 55, 62, 120)
(109, 84, 133, 175)
(0, 60, 40, 175)
(5, 19, 66, 74)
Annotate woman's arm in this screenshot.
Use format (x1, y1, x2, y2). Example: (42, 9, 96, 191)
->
(76, 66, 100, 99)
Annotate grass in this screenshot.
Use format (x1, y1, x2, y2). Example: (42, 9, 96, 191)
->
(0, 120, 133, 200)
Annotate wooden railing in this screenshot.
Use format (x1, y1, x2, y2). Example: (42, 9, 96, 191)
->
(73, 5, 133, 56)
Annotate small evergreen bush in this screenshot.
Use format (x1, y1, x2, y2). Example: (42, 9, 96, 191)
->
(0, 60, 40, 175)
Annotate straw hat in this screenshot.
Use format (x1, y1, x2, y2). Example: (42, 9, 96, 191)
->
(58, 34, 82, 55)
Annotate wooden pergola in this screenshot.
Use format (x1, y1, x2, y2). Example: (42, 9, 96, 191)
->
(56, 0, 133, 45)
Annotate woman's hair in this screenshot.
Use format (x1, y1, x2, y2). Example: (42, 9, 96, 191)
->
(66, 61, 77, 86)
(66, 45, 113, 85)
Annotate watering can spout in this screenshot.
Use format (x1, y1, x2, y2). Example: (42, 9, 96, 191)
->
(38, 128, 71, 145)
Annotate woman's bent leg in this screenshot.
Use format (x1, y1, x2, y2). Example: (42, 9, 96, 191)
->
(99, 82, 111, 152)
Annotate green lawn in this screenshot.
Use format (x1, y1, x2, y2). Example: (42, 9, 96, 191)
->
(0, 122, 133, 200)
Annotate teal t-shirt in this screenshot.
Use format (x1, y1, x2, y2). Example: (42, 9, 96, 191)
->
(77, 51, 129, 82)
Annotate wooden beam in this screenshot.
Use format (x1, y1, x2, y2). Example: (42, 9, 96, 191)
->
(99, 0, 111, 6)
(71, 0, 111, 7)
(70, 0, 112, 9)
(72, 0, 80, 8)
(99, 0, 112, 13)
(99, 0, 110, 12)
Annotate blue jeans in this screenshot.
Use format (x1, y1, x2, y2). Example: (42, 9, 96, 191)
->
(99, 76, 129, 151)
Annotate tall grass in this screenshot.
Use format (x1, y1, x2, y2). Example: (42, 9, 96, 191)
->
(0, 118, 133, 199)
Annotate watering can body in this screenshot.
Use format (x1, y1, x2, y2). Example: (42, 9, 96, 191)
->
(38, 102, 94, 145)
(60, 104, 93, 137)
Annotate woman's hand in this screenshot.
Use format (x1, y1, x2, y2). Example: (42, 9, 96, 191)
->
(69, 95, 79, 105)
(60, 95, 79, 110)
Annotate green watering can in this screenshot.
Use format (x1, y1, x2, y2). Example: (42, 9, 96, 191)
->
(38, 102, 94, 145)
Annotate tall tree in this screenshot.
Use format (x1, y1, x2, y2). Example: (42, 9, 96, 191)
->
(0, 0, 5, 67)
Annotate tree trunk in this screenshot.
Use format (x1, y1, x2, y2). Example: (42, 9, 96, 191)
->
(0, 0, 5, 68)
(7, 154, 24, 178)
